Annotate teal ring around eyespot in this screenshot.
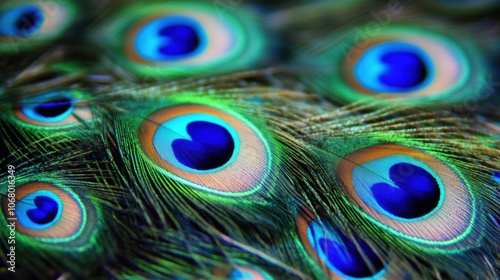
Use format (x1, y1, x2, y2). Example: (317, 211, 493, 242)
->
(21, 91, 75, 123)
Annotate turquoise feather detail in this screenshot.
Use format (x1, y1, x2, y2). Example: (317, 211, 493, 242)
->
(0, 0, 499, 279)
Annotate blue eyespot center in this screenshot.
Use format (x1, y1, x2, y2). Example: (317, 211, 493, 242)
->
(379, 51, 427, 89)
(307, 221, 386, 278)
(135, 16, 206, 61)
(27, 195, 59, 225)
(0, 5, 44, 37)
(33, 97, 73, 118)
(158, 24, 200, 56)
(352, 155, 444, 221)
(354, 42, 432, 93)
(21, 92, 75, 123)
(152, 113, 240, 173)
(370, 163, 440, 219)
(172, 121, 235, 170)
(15, 10, 42, 35)
(16, 190, 63, 230)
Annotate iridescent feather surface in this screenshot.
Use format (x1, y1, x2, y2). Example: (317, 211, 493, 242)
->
(0, 0, 499, 279)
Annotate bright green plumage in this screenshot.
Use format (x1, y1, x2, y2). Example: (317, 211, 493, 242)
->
(1, 0, 499, 279)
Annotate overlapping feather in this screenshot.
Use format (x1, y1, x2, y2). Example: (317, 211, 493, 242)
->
(0, 0, 499, 279)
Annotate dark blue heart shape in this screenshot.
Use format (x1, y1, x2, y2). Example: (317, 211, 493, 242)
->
(26, 195, 59, 225)
(34, 97, 72, 118)
(378, 51, 428, 89)
(158, 24, 200, 56)
(318, 233, 385, 277)
(14, 9, 43, 36)
(172, 121, 235, 170)
(371, 163, 440, 219)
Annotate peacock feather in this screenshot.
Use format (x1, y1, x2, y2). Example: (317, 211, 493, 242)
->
(90, 0, 273, 80)
(0, 0, 81, 53)
(288, 8, 498, 107)
(1, 0, 499, 279)
(289, 103, 500, 279)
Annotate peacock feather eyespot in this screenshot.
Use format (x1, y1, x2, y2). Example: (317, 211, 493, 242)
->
(1, 182, 98, 249)
(296, 211, 389, 279)
(132, 15, 206, 62)
(343, 26, 478, 101)
(16, 189, 63, 231)
(93, 1, 267, 78)
(302, 25, 486, 105)
(0, 0, 79, 52)
(353, 41, 434, 94)
(138, 104, 271, 196)
(14, 90, 92, 127)
(0, 4, 43, 37)
(336, 144, 476, 249)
